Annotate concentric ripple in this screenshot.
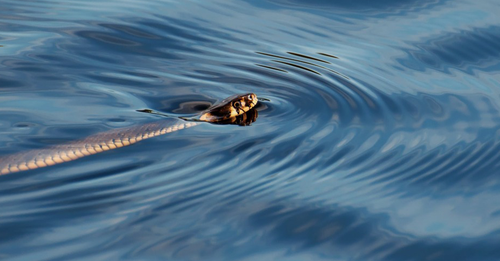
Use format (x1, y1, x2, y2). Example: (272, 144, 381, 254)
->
(1, 0, 500, 260)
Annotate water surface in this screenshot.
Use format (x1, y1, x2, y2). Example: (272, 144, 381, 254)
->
(1, 0, 500, 260)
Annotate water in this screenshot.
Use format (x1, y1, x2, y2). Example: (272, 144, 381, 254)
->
(1, 0, 500, 260)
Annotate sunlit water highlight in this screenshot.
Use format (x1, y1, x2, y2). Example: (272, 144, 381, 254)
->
(1, 0, 500, 260)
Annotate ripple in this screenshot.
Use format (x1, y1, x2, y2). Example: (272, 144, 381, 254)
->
(399, 25, 500, 74)
(2, 0, 500, 260)
(267, 0, 448, 17)
(256, 51, 349, 78)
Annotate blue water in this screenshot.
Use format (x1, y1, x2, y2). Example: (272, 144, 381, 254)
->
(1, 0, 500, 260)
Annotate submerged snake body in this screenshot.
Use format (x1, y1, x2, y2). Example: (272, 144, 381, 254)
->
(0, 120, 199, 175)
(0, 93, 257, 175)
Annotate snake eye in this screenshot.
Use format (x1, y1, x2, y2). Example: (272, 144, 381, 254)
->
(248, 94, 253, 100)
(233, 101, 241, 108)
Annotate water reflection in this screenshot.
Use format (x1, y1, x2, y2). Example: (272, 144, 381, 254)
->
(215, 108, 259, 126)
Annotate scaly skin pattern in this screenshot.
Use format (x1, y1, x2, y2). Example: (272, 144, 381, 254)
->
(0, 120, 200, 175)
(0, 93, 257, 176)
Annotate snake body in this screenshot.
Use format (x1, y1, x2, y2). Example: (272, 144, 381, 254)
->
(0, 93, 257, 175)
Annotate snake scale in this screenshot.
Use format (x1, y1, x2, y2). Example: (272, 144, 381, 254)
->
(0, 93, 257, 175)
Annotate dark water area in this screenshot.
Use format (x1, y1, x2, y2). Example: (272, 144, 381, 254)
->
(1, 0, 500, 260)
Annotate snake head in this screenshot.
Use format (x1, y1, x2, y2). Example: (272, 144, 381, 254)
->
(199, 93, 258, 122)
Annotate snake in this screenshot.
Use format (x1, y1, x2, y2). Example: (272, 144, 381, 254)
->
(0, 93, 258, 175)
